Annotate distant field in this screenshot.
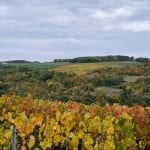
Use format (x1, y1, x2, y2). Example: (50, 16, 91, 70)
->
(2, 61, 142, 73)
(95, 86, 123, 97)
(123, 75, 142, 82)
(53, 61, 142, 74)
(2, 62, 69, 70)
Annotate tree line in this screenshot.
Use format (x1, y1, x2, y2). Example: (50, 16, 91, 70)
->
(54, 55, 150, 63)
(0, 55, 149, 64)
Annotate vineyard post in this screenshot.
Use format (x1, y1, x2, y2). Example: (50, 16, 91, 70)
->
(12, 126, 17, 150)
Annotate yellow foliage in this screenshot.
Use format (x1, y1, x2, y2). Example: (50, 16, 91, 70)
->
(25, 122, 34, 134)
(14, 112, 27, 134)
(40, 138, 52, 150)
(70, 135, 79, 150)
(27, 135, 35, 148)
(103, 137, 115, 150)
(53, 134, 63, 146)
(83, 134, 94, 150)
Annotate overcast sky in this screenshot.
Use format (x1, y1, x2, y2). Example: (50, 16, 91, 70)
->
(0, 0, 150, 61)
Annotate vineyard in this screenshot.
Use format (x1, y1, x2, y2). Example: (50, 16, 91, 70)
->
(0, 95, 150, 150)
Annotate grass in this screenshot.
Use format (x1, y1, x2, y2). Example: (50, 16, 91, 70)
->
(53, 61, 142, 74)
(123, 76, 142, 82)
(95, 86, 123, 97)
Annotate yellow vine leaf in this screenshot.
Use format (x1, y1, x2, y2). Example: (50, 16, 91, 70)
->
(25, 122, 34, 135)
(56, 111, 61, 121)
(53, 134, 63, 146)
(40, 138, 52, 150)
(62, 112, 75, 132)
(79, 121, 87, 132)
(70, 135, 79, 150)
(77, 130, 85, 139)
(0, 126, 6, 144)
(35, 113, 44, 126)
(27, 135, 35, 148)
(88, 116, 102, 133)
(83, 134, 94, 150)
(103, 136, 115, 150)
(4, 129, 12, 140)
(94, 141, 99, 150)
(14, 112, 27, 134)
(20, 146, 26, 150)
(53, 123, 61, 135)
(103, 116, 114, 135)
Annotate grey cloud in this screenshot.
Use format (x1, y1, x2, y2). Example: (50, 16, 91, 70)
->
(0, 0, 150, 61)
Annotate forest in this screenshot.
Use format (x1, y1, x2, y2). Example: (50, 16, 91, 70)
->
(53, 56, 150, 63)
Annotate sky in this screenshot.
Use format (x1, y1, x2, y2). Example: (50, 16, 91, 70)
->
(0, 0, 150, 61)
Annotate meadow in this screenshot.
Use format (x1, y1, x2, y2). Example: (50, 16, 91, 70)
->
(52, 61, 142, 74)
